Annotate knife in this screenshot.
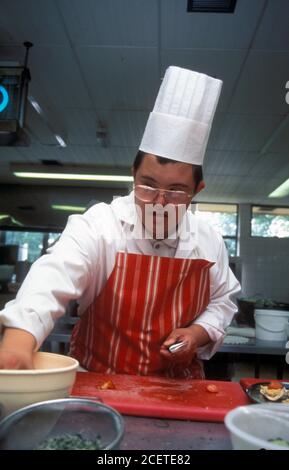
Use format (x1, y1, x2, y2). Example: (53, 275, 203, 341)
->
(168, 340, 186, 353)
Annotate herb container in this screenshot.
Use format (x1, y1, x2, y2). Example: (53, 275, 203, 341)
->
(0, 398, 124, 450)
(225, 403, 289, 450)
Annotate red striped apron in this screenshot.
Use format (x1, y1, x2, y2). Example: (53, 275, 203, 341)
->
(70, 252, 214, 379)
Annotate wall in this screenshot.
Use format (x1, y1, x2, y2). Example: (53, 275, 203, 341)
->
(238, 204, 289, 303)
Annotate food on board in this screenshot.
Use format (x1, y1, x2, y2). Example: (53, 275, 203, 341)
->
(100, 380, 116, 390)
(260, 382, 287, 401)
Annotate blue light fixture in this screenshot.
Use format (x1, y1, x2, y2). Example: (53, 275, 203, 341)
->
(0, 85, 9, 113)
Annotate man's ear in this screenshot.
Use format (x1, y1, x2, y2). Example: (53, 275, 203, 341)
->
(194, 180, 205, 196)
(131, 166, 136, 179)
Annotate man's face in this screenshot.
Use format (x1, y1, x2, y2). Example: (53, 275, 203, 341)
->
(132, 154, 205, 240)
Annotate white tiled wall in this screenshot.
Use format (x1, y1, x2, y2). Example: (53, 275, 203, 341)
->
(238, 204, 289, 303)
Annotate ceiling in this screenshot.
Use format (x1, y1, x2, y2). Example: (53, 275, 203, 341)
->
(0, 0, 289, 228)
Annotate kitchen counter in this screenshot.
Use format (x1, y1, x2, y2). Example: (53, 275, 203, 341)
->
(72, 372, 234, 450)
(70, 371, 248, 450)
(120, 415, 231, 450)
(220, 338, 288, 355)
(218, 337, 288, 379)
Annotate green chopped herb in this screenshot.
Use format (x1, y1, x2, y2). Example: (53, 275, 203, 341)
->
(268, 438, 289, 448)
(36, 433, 101, 450)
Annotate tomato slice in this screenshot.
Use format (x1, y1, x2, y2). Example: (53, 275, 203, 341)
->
(206, 384, 218, 393)
(267, 381, 283, 390)
(100, 380, 116, 390)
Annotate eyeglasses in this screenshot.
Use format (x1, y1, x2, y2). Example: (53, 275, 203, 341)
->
(134, 184, 193, 204)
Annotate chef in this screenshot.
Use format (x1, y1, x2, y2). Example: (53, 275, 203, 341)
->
(0, 66, 240, 378)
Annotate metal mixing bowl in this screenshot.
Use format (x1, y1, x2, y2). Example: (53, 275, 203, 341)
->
(0, 398, 124, 450)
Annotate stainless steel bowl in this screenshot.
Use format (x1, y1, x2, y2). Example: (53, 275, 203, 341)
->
(0, 398, 124, 450)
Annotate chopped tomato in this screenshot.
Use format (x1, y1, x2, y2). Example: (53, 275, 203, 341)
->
(100, 380, 116, 390)
(206, 384, 218, 393)
(267, 381, 283, 390)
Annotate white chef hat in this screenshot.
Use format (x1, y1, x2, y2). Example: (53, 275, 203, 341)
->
(139, 66, 222, 165)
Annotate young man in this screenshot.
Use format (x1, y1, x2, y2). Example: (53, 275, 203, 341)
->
(0, 67, 240, 378)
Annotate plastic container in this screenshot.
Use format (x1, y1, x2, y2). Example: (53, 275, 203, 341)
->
(0, 398, 124, 450)
(225, 403, 289, 450)
(254, 309, 289, 341)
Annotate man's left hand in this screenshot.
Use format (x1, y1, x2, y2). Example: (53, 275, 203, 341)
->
(160, 324, 210, 365)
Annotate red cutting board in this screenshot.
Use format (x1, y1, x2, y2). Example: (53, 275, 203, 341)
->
(240, 377, 277, 390)
(71, 372, 250, 422)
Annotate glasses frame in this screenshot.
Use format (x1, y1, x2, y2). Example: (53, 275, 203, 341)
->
(134, 184, 193, 204)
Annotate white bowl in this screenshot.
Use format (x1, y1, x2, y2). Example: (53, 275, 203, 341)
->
(225, 404, 289, 450)
(0, 352, 79, 417)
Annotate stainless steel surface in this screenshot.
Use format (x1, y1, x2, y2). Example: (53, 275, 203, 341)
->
(120, 415, 232, 450)
(0, 398, 125, 450)
(219, 338, 288, 355)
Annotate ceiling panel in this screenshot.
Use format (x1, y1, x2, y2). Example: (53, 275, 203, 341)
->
(15, 144, 117, 166)
(161, 0, 266, 49)
(76, 46, 160, 110)
(229, 50, 289, 114)
(28, 45, 91, 109)
(249, 152, 289, 178)
(252, 0, 289, 50)
(263, 115, 289, 153)
(204, 150, 261, 177)
(51, 108, 148, 148)
(0, 147, 24, 162)
(0, 0, 68, 45)
(58, 108, 100, 145)
(208, 113, 282, 152)
(111, 147, 137, 167)
(106, 110, 148, 147)
(25, 106, 60, 146)
(57, 0, 158, 47)
(199, 174, 289, 205)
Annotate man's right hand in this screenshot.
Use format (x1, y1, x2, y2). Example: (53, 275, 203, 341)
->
(0, 328, 36, 369)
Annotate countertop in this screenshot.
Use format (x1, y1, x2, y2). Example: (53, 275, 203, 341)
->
(120, 415, 231, 450)
(219, 338, 288, 355)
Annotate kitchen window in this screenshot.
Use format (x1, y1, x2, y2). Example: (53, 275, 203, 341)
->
(194, 203, 238, 257)
(251, 206, 289, 238)
(0, 228, 62, 263)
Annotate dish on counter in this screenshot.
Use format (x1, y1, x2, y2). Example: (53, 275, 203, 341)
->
(246, 381, 289, 404)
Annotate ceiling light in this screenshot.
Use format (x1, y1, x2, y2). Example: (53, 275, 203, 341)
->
(13, 171, 133, 182)
(28, 95, 42, 115)
(268, 178, 289, 198)
(54, 134, 67, 147)
(28, 95, 67, 147)
(0, 214, 23, 226)
(0, 85, 9, 112)
(51, 205, 86, 212)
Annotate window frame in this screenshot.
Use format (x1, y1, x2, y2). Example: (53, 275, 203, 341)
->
(0, 225, 63, 262)
(194, 202, 239, 257)
(250, 204, 289, 239)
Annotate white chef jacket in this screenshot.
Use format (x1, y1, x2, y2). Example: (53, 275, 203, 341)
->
(0, 192, 240, 359)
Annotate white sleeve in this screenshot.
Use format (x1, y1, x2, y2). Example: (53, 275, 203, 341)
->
(0, 214, 99, 349)
(193, 238, 241, 360)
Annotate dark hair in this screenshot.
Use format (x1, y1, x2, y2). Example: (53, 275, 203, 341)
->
(132, 150, 203, 187)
